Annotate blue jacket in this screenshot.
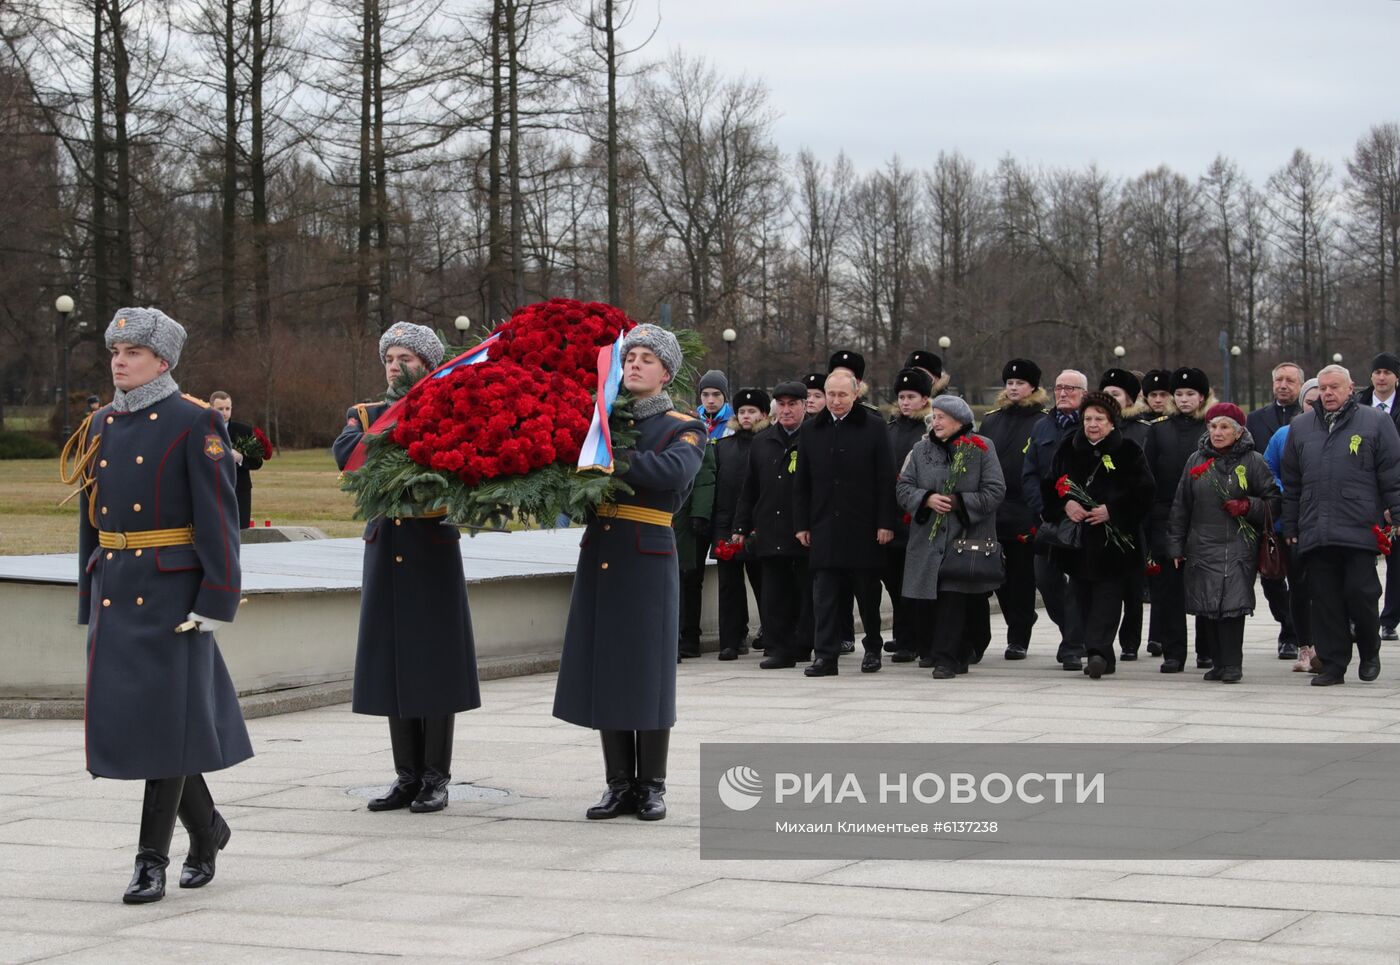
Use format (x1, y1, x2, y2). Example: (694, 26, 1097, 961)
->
(1021, 411, 1079, 520)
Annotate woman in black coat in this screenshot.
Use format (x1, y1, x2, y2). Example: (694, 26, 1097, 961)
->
(1041, 392, 1155, 679)
(710, 389, 768, 660)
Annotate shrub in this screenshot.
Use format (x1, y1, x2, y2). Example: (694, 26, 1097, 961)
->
(0, 430, 59, 459)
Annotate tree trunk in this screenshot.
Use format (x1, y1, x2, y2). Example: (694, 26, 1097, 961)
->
(371, 0, 391, 328)
(251, 0, 271, 342)
(604, 0, 619, 305)
(220, 0, 238, 344)
(354, 0, 374, 400)
(506, 0, 524, 311)
(486, 0, 504, 322)
(91, 0, 109, 323)
(106, 0, 134, 305)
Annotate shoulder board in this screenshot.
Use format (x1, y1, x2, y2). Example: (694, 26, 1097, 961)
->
(982, 406, 1003, 416)
(666, 409, 694, 420)
(181, 393, 211, 409)
(1148, 415, 1168, 424)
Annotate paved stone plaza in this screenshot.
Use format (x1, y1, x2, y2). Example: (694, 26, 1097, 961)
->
(2, 614, 1399, 964)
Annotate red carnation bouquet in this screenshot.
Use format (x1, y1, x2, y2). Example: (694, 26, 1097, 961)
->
(1053, 473, 1136, 553)
(1189, 456, 1255, 544)
(927, 434, 989, 542)
(232, 426, 275, 461)
(341, 298, 702, 529)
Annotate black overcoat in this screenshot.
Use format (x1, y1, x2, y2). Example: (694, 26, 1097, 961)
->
(978, 390, 1047, 540)
(77, 393, 253, 780)
(333, 401, 482, 718)
(711, 423, 762, 559)
(1144, 408, 1209, 557)
(1041, 428, 1155, 582)
(733, 423, 804, 558)
(886, 411, 929, 549)
(553, 406, 707, 731)
(226, 419, 264, 529)
(792, 405, 898, 569)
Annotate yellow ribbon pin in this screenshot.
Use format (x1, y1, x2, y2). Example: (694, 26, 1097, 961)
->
(1350, 434, 1362, 456)
(788, 451, 798, 474)
(1101, 454, 1115, 471)
(1234, 464, 1247, 491)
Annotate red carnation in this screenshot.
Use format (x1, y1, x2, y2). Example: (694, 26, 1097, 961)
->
(252, 426, 274, 459)
(1189, 458, 1215, 479)
(1375, 524, 1392, 557)
(1055, 474, 1071, 499)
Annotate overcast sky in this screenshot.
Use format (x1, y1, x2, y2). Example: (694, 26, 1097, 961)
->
(642, 0, 1397, 182)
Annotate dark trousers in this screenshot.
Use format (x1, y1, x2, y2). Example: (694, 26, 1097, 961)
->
(717, 557, 762, 650)
(678, 539, 710, 651)
(1035, 553, 1084, 660)
(914, 592, 982, 669)
(1381, 550, 1400, 631)
(1071, 575, 1124, 671)
(813, 568, 883, 658)
(1260, 570, 1298, 649)
(995, 539, 1038, 651)
(1148, 562, 1201, 663)
(1306, 546, 1382, 677)
(1287, 544, 1312, 649)
(1118, 561, 1145, 655)
(880, 544, 915, 650)
(1196, 615, 1246, 670)
(759, 555, 814, 662)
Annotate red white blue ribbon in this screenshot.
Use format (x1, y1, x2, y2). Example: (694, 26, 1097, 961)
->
(577, 330, 626, 473)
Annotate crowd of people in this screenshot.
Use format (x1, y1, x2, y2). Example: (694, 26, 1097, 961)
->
(676, 350, 1400, 688)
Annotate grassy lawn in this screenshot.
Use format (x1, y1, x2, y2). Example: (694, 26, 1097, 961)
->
(0, 449, 365, 555)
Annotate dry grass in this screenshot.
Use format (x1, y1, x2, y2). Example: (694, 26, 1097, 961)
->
(0, 449, 364, 555)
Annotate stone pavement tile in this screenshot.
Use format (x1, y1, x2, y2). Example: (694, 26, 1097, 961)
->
(217, 804, 500, 837)
(946, 895, 1306, 940)
(228, 784, 381, 812)
(36, 940, 400, 965)
(0, 896, 190, 936)
(183, 881, 497, 924)
(1261, 912, 1400, 951)
(316, 833, 605, 870)
(1173, 711, 1384, 732)
(0, 819, 136, 851)
(0, 931, 109, 965)
(0, 757, 82, 777)
(1077, 874, 1400, 915)
(499, 932, 943, 965)
(465, 894, 806, 943)
(975, 858, 1244, 876)
(661, 877, 1000, 921)
(814, 860, 1125, 897)
(118, 909, 564, 958)
(344, 864, 712, 901)
(747, 913, 1214, 964)
(1180, 942, 1397, 964)
(561, 845, 854, 883)
(1215, 860, 1400, 887)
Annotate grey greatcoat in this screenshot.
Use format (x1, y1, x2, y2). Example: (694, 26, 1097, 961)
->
(333, 400, 482, 718)
(553, 406, 707, 731)
(896, 428, 1006, 599)
(1167, 431, 1281, 619)
(77, 394, 253, 780)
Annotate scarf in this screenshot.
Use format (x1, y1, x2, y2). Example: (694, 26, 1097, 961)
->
(110, 373, 180, 413)
(702, 402, 734, 440)
(633, 393, 675, 420)
(1053, 408, 1082, 430)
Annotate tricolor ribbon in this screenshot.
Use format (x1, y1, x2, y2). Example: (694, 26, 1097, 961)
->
(577, 329, 627, 473)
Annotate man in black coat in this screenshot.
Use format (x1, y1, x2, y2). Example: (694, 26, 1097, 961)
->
(1245, 362, 1304, 657)
(72, 306, 252, 904)
(884, 367, 933, 661)
(710, 388, 768, 659)
(733, 381, 813, 669)
(1022, 368, 1089, 670)
(1356, 352, 1400, 639)
(334, 322, 481, 815)
(980, 358, 1046, 659)
(794, 369, 897, 675)
(209, 391, 264, 529)
(1098, 368, 1157, 660)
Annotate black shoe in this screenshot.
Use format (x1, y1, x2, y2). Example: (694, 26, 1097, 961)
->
(759, 655, 796, 669)
(679, 646, 701, 660)
(1311, 672, 1345, 686)
(1146, 641, 1163, 656)
(751, 634, 766, 651)
(410, 778, 449, 813)
(369, 716, 425, 811)
(931, 666, 957, 679)
(1160, 659, 1183, 673)
(1062, 657, 1082, 672)
(860, 652, 882, 673)
(883, 641, 897, 653)
(635, 780, 667, 821)
(409, 714, 453, 813)
(587, 730, 637, 818)
(1120, 651, 1137, 661)
(1221, 666, 1242, 683)
(718, 647, 738, 661)
(917, 656, 936, 669)
(955, 662, 970, 675)
(968, 650, 984, 665)
(367, 778, 422, 811)
(890, 649, 917, 663)
(635, 729, 669, 821)
(839, 640, 856, 654)
(1203, 667, 1223, 681)
(804, 658, 839, 677)
(1278, 643, 1299, 660)
(1382, 627, 1398, 642)
(1004, 646, 1027, 660)
(1086, 655, 1107, 679)
(586, 779, 637, 819)
(1197, 656, 1214, 669)
(180, 810, 230, 889)
(1359, 658, 1381, 682)
(737, 643, 750, 655)
(123, 849, 169, 904)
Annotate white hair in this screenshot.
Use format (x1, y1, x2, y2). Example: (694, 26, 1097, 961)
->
(1317, 364, 1352, 384)
(1056, 369, 1088, 389)
(825, 370, 860, 394)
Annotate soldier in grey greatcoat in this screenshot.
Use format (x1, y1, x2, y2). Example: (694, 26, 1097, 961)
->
(71, 307, 252, 904)
(333, 323, 481, 814)
(553, 324, 706, 822)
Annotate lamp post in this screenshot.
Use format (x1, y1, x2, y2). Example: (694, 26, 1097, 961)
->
(1113, 344, 1125, 363)
(55, 295, 75, 436)
(1228, 345, 1241, 401)
(937, 335, 951, 385)
(453, 314, 471, 333)
(1332, 353, 1344, 364)
(722, 327, 737, 390)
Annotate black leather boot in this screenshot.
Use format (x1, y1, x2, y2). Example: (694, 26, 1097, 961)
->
(410, 714, 454, 813)
(368, 716, 424, 812)
(635, 728, 670, 821)
(586, 730, 637, 819)
(124, 777, 185, 904)
(177, 774, 230, 889)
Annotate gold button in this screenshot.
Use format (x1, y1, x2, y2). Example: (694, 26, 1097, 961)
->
(133, 503, 141, 512)
(136, 597, 144, 605)
(394, 519, 401, 526)
(101, 506, 108, 515)
(101, 599, 110, 607)
(105, 416, 114, 424)
(149, 412, 158, 421)
(135, 456, 143, 464)
(395, 555, 404, 563)
(603, 524, 611, 531)
(105, 552, 113, 560)
(134, 549, 142, 557)
(99, 459, 108, 468)
(601, 562, 609, 570)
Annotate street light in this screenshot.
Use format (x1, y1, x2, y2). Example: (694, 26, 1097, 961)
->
(453, 315, 471, 333)
(1332, 353, 1344, 364)
(1113, 345, 1125, 360)
(55, 295, 75, 436)
(722, 328, 737, 390)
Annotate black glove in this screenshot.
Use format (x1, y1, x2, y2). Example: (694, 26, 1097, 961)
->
(689, 517, 711, 540)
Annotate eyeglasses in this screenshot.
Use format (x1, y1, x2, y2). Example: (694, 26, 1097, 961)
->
(1053, 384, 1086, 394)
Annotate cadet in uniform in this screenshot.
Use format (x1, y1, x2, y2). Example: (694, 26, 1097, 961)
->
(333, 322, 481, 814)
(884, 367, 934, 662)
(553, 324, 706, 822)
(711, 387, 769, 660)
(66, 307, 252, 904)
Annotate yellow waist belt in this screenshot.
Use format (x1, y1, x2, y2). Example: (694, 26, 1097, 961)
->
(595, 502, 675, 528)
(98, 525, 195, 550)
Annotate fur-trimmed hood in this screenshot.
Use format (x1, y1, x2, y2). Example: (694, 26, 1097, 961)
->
(726, 414, 771, 434)
(990, 386, 1050, 412)
(1164, 392, 1219, 421)
(1120, 398, 1151, 421)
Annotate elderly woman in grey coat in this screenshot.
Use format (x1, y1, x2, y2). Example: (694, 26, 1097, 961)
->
(1168, 402, 1281, 683)
(897, 395, 1006, 679)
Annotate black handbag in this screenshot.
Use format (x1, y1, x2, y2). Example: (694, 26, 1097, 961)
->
(1033, 518, 1082, 552)
(1257, 502, 1287, 581)
(941, 537, 1006, 586)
